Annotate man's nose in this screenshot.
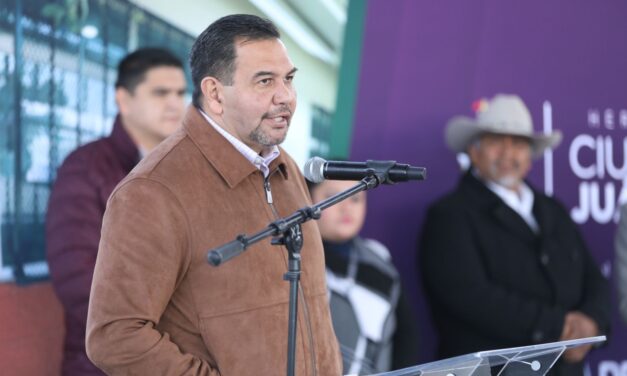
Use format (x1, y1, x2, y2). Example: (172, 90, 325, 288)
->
(166, 93, 185, 109)
(273, 80, 295, 105)
(498, 136, 516, 154)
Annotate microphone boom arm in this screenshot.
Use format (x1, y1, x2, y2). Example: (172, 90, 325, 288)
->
(207, 174, 381, 266)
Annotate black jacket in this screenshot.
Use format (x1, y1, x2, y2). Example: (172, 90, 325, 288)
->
(419, 171, 610, 374)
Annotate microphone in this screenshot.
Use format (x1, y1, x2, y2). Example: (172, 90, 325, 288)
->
(304, 157, 426, 184)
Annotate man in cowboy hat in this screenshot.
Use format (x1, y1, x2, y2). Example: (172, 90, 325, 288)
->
(418, 94, 610, 375)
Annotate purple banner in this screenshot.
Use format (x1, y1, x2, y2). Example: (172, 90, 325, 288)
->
(351, 0, 627, 373)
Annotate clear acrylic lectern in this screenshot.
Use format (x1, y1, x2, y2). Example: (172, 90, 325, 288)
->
(359, 336, 606, 376)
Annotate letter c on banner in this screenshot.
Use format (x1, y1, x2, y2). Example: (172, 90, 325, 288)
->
(570, 134, 596, 179)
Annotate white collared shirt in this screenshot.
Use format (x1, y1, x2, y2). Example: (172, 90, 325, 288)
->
(485, 179, 539, 233)
(198, 109, 280, 177)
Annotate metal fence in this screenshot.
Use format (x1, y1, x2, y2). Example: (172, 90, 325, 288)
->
(0, 0, 194, 284)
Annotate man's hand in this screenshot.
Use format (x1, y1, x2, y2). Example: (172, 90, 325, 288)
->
(559, 311, 598, 363)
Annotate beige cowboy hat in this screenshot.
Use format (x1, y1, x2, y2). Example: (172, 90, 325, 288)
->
(445, 94, 562, 158)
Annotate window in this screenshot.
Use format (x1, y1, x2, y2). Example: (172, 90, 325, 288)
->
(0, 0, 194, 283)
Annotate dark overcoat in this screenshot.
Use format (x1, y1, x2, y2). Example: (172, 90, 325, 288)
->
(419, 171, 610, 375)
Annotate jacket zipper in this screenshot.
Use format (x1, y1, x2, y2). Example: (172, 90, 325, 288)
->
(263, 171, 317, 375)
(264, 174, 281, 220)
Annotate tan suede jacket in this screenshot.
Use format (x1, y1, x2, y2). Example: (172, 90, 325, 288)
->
(86, 107, 342, 375)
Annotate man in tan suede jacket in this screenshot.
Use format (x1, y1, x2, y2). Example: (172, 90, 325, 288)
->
(86, 14, 342, 375)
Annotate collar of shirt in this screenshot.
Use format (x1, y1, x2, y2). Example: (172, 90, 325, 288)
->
(198, 109, 280, 177)
(484, 177, 539, 233)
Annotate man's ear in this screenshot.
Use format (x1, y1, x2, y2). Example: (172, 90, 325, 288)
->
(115, 88, 131, 116)
(200, 76, 224, 115)
(467, 143, 480, 166)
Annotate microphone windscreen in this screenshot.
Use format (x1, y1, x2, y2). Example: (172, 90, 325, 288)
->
(303, 157, 326, 183)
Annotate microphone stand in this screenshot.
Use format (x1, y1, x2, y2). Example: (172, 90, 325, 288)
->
(206, 162, 401, 376)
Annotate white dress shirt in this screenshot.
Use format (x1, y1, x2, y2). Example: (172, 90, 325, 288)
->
(485, 179, 539, 233)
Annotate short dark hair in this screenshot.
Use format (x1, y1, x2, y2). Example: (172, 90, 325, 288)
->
(189, 14, 280, 108)
(115, 47, 184, 93)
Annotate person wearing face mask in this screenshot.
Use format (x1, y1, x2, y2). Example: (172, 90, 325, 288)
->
(308, 179, 419, 375)
(418, 94, 610, 376)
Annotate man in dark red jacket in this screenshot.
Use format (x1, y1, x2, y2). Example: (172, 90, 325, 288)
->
(45, 48, 187, 375)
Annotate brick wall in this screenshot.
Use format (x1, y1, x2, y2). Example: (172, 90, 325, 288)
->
(0, 282, 64, 376)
